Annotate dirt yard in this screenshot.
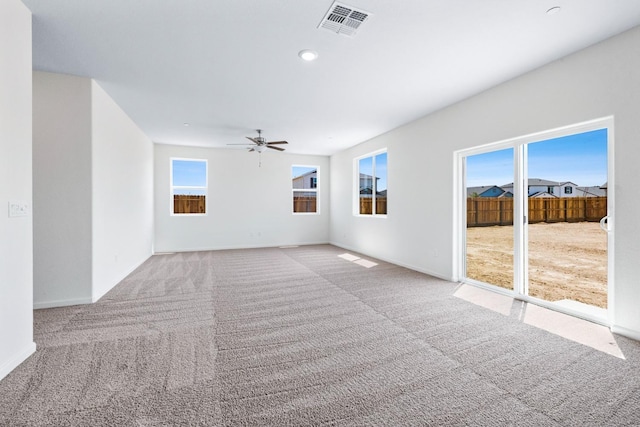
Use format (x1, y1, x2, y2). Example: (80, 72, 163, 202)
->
(466, 222, 608, 308)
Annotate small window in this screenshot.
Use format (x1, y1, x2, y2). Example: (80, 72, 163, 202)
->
(357, 150, 387, 216)
(564, 186, 573, 194)
(547, 186, 554, 194)
(171, 158, 207, 215)
(292, 165, 318, 214)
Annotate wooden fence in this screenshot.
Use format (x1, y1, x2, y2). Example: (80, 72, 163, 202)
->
(360, 197, 387, 215)
(174, 195, 205, 214)
(467, 196, 607, 227)
(293, 196, 317, 213)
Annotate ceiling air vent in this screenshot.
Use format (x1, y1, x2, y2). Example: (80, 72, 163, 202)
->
(318, 1, 371, 37)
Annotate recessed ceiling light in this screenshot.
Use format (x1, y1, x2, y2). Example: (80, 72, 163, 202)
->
(298, 49, 318, 61)
(183, 122, 190, 127)
(546, 6, 561, 15)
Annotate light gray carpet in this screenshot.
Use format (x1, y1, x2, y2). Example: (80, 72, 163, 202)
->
(1, 244, 639, 426)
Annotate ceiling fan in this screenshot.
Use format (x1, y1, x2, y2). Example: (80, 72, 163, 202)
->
(228, 129, 288, 153)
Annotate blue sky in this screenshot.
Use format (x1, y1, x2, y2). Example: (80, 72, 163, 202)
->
(359, 152, 388, 190)
(466, 128, 607, 187)
(292, 166, 317, 179)
(172, 159, 207, 195)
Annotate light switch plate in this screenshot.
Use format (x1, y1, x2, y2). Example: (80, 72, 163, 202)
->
(8, 201, 29, 217)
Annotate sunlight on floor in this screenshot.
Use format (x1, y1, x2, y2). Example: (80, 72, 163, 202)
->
(338, 253, 360, 262)
(354, 259, 378, 268)
(454, 284, 625, 359)
(338, 253, 378, 268)
(454, 284, 513, 316)
(521, 303, 624, 359)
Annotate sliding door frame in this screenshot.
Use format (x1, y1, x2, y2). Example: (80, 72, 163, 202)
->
(454, 116, 615, 326)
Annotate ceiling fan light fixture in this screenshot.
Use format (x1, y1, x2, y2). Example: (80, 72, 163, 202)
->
(298, 49, 318, 61)
(227, 129, 288, 155)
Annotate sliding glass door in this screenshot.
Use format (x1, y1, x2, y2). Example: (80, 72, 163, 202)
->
(460, 119, 612, 322)
(526, 129, 609, 316)
(465, 148, 514, 290)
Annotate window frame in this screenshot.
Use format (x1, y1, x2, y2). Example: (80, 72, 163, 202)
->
(170, 157, 208, 216)
(354, 148, 388, 217)
(454, 116, 614, 326)
(292, 164, 320, 215)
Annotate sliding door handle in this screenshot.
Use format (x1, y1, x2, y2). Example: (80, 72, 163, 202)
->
(599, 216, 611, 232)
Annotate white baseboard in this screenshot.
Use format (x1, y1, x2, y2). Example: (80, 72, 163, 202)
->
(328, 241, 454, 282)
(611, 324, 640, 342)
(33, 297, 93, 310)
(153, 241, 331, 254)
(0, 341, 36, 381)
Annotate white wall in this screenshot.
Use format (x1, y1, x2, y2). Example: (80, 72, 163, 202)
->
(330, 26, 640, 338)
(154, 144, 329, 252)
(0, 0, 36, 381)
(91, 81, 154, 300)
(33, 72, 93, 307)
(33, 72, 154, 308)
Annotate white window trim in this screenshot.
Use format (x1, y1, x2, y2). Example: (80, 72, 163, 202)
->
(354, 148, 388, 218)
(170, 157, 208, 216)
(292, 164, 320, 215)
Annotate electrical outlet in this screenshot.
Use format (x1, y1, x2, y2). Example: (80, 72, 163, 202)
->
(8, 201, 29, 217)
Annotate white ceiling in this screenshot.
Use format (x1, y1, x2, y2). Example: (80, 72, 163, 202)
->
(21, 0, 640, 155)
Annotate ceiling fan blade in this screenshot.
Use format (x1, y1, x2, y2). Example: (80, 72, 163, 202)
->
(267, 141, 288, 145)
(248, 148, 255, 152)
(246, 136, 260, 144)
(267, 145, 285, 151)
(227, 143, 255, 145)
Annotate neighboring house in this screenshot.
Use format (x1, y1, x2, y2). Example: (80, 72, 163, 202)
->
(359, 173, 381, 195)
(558, 181, 580, 197)
(292, 169, 317, 189)
(466, 185, 506, 197)
(576, 186, 607, 197)
(470, 180, 606, 199)
(600, 182, 608, 196)
(530, 191, 557, 198)
(501, 179, 581, 198)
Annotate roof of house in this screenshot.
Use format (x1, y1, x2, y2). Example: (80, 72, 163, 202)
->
(530, 191, 558, 198)
(466, 185, 504, 197)
(502, 178, 577, 188)
(359, 173, 379, 181)
(292, 169, 317, 180)
(576, 186, 607, 197)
